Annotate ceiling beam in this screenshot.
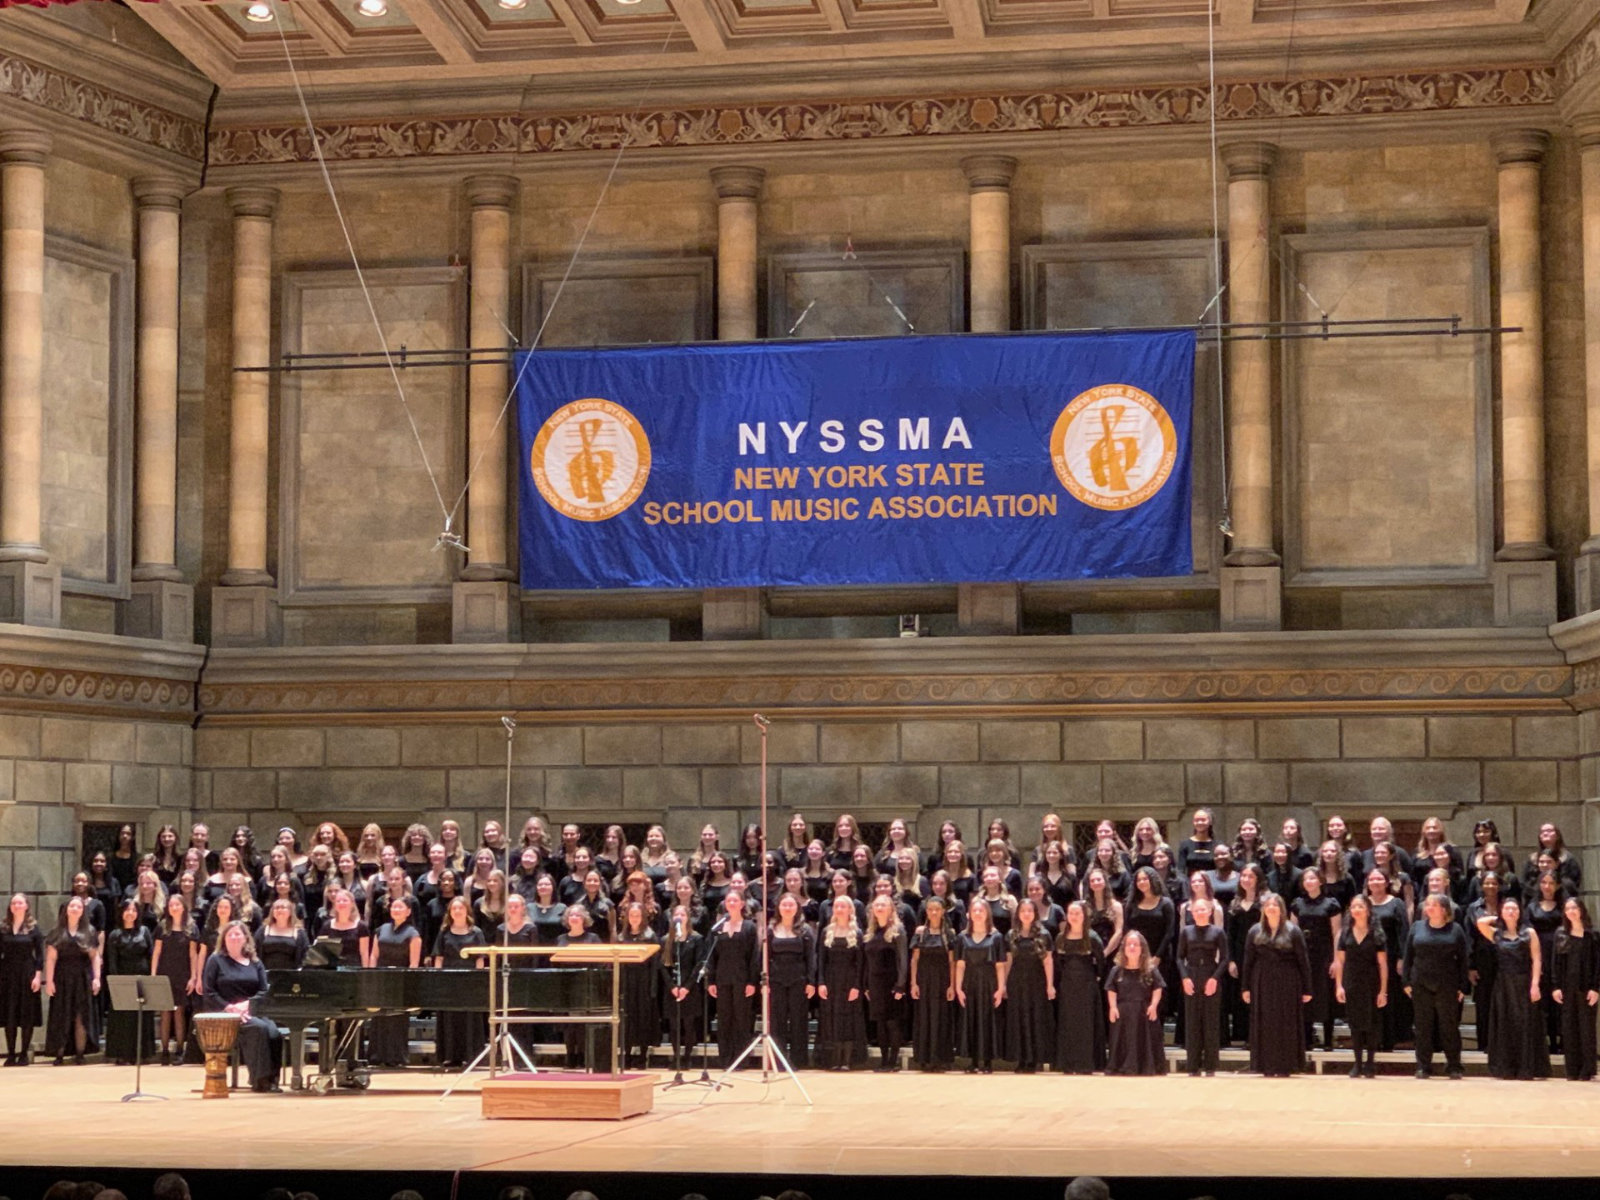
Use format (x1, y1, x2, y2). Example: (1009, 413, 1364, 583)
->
(122, 5, 238, 86)
(943, 0, 986, 42)
(816, 0, 848, 33)
(1494, 0, 1532, 19)
(542, 0, 599, 47)
(665, 0, 729, 53)
(1217, 0, 1251, 28)
(401, 1, 480, 64)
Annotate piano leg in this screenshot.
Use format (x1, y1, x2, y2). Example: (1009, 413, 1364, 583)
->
(285, 1022, 308, 1091)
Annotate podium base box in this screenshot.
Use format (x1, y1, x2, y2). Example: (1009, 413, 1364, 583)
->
(480, 1072, 657, 1121)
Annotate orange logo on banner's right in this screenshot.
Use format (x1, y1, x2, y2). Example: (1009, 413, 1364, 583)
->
(1049, 384, 1178, 511)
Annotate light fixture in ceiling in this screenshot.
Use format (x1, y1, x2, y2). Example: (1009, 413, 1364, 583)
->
(244, 2, 274, 22)
(356, 0, 389, 15)
(497, 0, 529, 8)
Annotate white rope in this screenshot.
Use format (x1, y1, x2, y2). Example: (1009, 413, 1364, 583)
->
(270, 2, 452, 528)
(1204, 0, 1230, 537)
(444, 24, 681, 533)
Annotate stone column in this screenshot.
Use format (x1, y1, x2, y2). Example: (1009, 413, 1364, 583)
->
(1579, 118, 1600, 613)
(1491, 129, 1557, 626)
(212, 185, 280, 647)
(959, 154, 1022, 634)
(454, 175, 521, 644)
(705, 166, 768, 639)
(122, 175, 193, 642)
(0, 130, 59, 627)
(1218, 142, 1281, 632)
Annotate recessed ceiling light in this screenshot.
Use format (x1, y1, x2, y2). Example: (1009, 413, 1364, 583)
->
(498, 0, 529, 8)
(244, 2, 274, 21)
(356, 0, 388, 15)
(615, 0, 643, 6)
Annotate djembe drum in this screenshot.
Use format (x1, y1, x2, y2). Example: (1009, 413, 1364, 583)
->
(193, 1012, 241, 1099)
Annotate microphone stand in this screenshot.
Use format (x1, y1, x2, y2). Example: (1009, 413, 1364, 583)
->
(660, 918, 714, 1091)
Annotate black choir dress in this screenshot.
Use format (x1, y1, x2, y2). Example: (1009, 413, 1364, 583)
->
(103, 925, 154, 1063)
(1224, 900, 1260, 1046)
(1124, 897, 1176, 1010)
(863, 929, 909, 1064)
(256, 928, 310, 972)
(909, 926, 956, 1069)
(0, 923, 45, 1048)
(767, 926, 814, 1069)
(1485, 928, 1550, 1080)
(705, 920, 759, 1069)
(1527, 899, 1564, 1052)
(1104, 965, 1164, 1075)
(1005, 927, 1055, 1070)
(1337, 925, 1386, 1065)
(153, 924, 196, 1012)
(618, 928, 663, 1067)
(1552, 928, 1600, 1080)
(1055, 933, 1106, 1074)
(1291, 894, 1341, 1050)
(432, 926, 487, 1067)
(956, 930, 1006, 1069)
(43, 932, 98, 1058)
(1243, 926, 1312, 1076)
(1366, 895, 1411, 1049)
(816, 928, 867, 1069)
(369, 922, 421, 1067)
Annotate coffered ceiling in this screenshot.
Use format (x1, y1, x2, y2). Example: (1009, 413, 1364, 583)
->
(120, 0, 1579, 99)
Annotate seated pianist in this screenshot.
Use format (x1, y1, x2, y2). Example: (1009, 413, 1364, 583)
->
(203, 918, 284, 1093)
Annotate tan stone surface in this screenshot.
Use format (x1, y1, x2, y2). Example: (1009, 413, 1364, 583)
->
(900, 720, 980, 763)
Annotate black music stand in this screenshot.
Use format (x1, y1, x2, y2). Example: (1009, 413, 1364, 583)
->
(108, 975, 172, 1102)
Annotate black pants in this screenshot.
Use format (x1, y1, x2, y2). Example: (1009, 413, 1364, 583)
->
(669, 990, 703, 1065)
(1412, 983, 1462, 1072)
(1184, 990, 1221, 1074)
(237, 1016, 284, 1087)
(1350, 1028, 1377, 1072)
(768, 979, 809, 1068)
(1560, 994, 1598, 1080)
(715, 985, 754, 1068)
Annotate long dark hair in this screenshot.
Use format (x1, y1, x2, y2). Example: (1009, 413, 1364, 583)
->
(49, 900, 97, 951)
(1251, 893, 1294, 950)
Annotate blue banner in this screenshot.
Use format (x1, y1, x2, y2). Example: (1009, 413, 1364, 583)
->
(515, 331, 1195, 589)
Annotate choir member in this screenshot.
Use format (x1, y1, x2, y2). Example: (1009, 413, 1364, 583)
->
(1370, 841, 1414, 914)
(87, 853, 120, 926)
(734, 823, 764, 882)
(876, 818, 919, 878)
(2, 894, 44, 1065)
(256, 898, 309, 970)
(595, 824, 627, 885)
(1361, 818, 1413, 881)
(1177, 897, 1227, 1077)
(1551, 897, 1600, 1081)
(687, 824, 722, 884)
(1242, 892, 1310, 1078)
(1323, 816, 1361, 879)
(1362, 868, 1411, 1051)
(864, 895, 909, 1072)
(1291, 867, 1342, 1052)
(369, 896, 422, 1068)
(151, 824, 182, 887)
(954, 896, 1006, 1074)
(1224, 864, 1263, 1048)
(943, 840, 977, 905)
(300, 846, 334, 925)
(473, 870, 510, 941)
(801, 841, 833, 904)
(323, 887, 371, 966)
(104, 899, 154, 1066)
(1475, 897, 1549, 1080)
(199, 920, 283, 1091)
(1467, 843, 1520, 905)
(107, 824, 140, 894)
(927, 820, 966, 877)
(827, 814, 863, 872)
(1412, 817, 1462, 892)
(1403, 893, 1470, 1079)
(150, 892, 198, 1065)
(1125, 867, 1175, 1025)
(1082, 868, 1123, 959)
(43, 896, 100, 1065)
(704, 891, 759, 1069)
(1037, 841, 1077, 912)
(1176, 809, 1218, 880)
(1527, 871, 1565, 1054)
(923, 870, 966, 935)
(973, 866, 1017, 937)
(1128, 818, 1163, 873)
(1312, 840, 1356, 911)
(1005, 898, 1054, 1074)
(527, 874, 566, 946)
(980, 840, 1022, 900)
(1464, 870, 1504, 1051)
(987, 819, 1023, 873)
(1105, 930, 1163, 1076)
(1029, 813, 1070, 877)
(826, 870, 866, 931)
(665, 904, 706, 1066)
(1054, 900, 1106, 1075)
(1024, 875, 1064, 940)
(767, 893, 814, 1070)
(1524, 823, 1581, 896)
(1280, 818, 1314, 871)
(1334, 894, 1387, 1078)
(614, 901, 662, 1069)
(1086, 839, 1131, 903)
(909, 895, 957, 1072)
(1264, 843, 1300, 904)
(848, 845, 878, 900)
(891, 851, 929, 916)
(1232, 819, 1269, 874)
(817, 895, 867, 1071)
(369, 866, 415, 935)
(1205, 845, 1240, 912)
(432, 895, 487, 1069)
(399, 824, 432, 881)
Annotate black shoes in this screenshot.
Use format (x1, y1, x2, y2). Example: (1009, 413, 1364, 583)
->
(1447, 1067, 1465, 1080)
(1415, 1067, 1431, 1079)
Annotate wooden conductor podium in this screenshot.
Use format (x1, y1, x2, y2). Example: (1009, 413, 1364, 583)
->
(472, 942, 661, 1121)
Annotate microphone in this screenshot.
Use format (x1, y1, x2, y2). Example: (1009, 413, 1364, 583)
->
(501, 715, 517, 733)
(752, 713, 770, 730)
(673, 914, 685, 940)
(710, 913, 730, 934)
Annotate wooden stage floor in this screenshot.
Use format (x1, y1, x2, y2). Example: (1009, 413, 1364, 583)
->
(9, 1064, 1600, 1182)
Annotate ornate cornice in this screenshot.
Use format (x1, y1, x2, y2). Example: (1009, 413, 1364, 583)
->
(205, 66, 1558, 167)
(0, 49, 205, 163)
(0, 627, 203, 721)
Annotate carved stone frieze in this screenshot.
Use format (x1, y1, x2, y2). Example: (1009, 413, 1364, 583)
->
(0, 50, 206, 162)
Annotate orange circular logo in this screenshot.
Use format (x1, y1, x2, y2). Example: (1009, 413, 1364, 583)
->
(529, 398, 651, 522)
(1050, 384, 1178, 511)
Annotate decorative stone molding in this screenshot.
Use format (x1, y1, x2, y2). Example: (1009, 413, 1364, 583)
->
(206, 67, 1559, 167)
(960, 154, 1017, 191)
(0, 50, 205, 162)
(709, 164, 765, 200)
(0, 626, 203, 719)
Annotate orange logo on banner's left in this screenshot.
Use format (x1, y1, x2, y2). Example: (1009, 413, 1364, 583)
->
(530, 398, 652, 522)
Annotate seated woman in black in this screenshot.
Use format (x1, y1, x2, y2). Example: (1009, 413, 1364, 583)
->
(556, 905, 603, 1069)
(200, 918, 283, 1092)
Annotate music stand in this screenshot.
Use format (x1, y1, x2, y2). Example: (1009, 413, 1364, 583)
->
(108, 976, 172, 1102)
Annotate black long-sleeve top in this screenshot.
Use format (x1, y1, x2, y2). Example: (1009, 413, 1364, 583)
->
(768, 925, 816, 988)
(1553, 929, 1600, 994)
(864, 928, 909, 993)
(1402, 919, 1471, 994)
(1176, 923, 1229, 984)
(200, 952, 267, 1012)
(1124, 897, 1175, 965)
(704, 920, 759, 987)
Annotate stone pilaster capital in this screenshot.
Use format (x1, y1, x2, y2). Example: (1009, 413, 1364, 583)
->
(1219, 141, 1277, 181)
(465, 173, 518, 210)
(961, 154, 1018, 191)
(1572, 114, 1600, 151)
(1491, 128, 1550, 167)
(132, 175, 188, 212)
(711, 165, 765, 202)
(226, 185, 280, 220)
(0, 129, 52, 166)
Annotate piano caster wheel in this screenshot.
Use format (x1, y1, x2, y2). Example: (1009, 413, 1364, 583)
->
(351, 1070, 371, 1090)
(310, 1075, 334, 1096)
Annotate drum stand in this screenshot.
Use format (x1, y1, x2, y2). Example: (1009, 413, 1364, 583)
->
(704, 715, 812, 1105)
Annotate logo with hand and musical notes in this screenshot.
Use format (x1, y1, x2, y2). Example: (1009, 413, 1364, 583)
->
(1049, 384, 1178, 511)
(530, 398, 652, 522)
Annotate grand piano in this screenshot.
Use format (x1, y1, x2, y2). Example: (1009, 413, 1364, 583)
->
(255, 967, 607, 1092)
